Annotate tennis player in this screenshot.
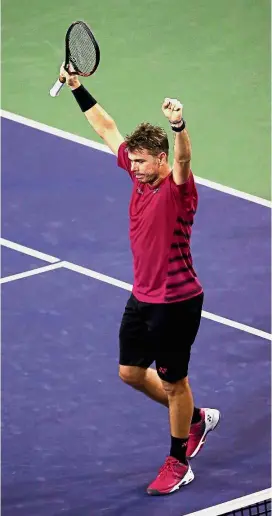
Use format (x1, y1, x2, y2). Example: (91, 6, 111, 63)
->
(60, 64, 220, 496)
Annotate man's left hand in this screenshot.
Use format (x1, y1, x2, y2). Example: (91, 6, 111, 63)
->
(162, 98, 183, 125)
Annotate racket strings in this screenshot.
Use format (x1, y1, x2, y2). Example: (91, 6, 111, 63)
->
(68, 24, 97, 74)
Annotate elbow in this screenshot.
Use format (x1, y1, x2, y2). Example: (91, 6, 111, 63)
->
(176, 156, 191, 164)
(103, 117, 116, 131)
(99, 118, 116, 138)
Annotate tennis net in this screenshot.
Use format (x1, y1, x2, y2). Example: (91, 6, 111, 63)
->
(184, 489, 271, 516)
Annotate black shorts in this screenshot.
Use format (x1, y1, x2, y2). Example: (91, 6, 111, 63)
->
(119, 292, 204, 383)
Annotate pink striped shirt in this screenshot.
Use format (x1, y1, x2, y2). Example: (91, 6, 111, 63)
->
(117, 142, 203, 303)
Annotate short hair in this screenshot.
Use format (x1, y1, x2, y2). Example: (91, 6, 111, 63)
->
(125, 122, 169, 157)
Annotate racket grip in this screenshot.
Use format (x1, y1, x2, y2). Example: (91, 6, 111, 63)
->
(49, 77, 66, 97)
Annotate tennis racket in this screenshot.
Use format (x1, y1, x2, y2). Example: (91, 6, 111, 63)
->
(49, 21, 100, 97)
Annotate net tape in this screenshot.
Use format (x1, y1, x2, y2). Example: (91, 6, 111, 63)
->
(183, 489, 271, 516)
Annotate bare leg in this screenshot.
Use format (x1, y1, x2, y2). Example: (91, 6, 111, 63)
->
(162, 376, 194, 437)
(119, 365, 168, 407)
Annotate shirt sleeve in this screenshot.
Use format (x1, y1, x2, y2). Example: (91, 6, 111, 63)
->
(171, 171, 198, 217)
(117, 142, 134, 180)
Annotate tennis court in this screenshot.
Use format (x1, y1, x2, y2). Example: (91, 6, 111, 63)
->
(1, 1, 271, 515)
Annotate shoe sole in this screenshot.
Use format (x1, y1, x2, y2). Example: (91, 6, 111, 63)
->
(187, 408, 221, 459)
(146, 464, 194, 496)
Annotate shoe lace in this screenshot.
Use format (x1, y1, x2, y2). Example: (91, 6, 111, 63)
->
(158, 457, 182, 478)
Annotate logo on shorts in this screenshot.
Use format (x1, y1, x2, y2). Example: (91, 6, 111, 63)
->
(158, 367, 168, 375)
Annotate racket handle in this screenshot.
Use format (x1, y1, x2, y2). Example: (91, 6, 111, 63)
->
(49, 77, 66, 97)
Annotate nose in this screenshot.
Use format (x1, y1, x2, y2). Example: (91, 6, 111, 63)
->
(131, 162, 138, 172)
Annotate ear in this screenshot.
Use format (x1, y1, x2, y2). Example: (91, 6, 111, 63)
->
(157, 152, 167, 164)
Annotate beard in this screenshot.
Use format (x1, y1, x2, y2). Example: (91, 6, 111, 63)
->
(137, 172, 159, 184)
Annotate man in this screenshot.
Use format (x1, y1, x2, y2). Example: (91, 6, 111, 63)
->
(59, 64, 220, 496)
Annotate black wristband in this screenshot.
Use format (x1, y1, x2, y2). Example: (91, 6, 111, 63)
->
(171, 119, 186, 132)
(72, 85, 97, 112)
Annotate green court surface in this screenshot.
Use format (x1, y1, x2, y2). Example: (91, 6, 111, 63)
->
(2, 0, 270, 199)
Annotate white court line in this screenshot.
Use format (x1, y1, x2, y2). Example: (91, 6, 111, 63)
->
(1, 238, 271, 341)
(200, 310, 271, 341)
(62, 261, 272, 341)
(183, 488, 271, 516)
(1, 109, 271, 208)
(0, 237, 60, 263)
(1, 110, 112, 154)
(0, 262, 64, 284)
(62, 260, 133, 291)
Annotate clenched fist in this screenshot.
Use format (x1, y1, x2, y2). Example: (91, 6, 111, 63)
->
(162, 98, 183, 125)
(59, 62, 81, 90)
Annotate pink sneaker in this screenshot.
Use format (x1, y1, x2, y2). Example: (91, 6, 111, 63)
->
(187, 408, 220, 459)
(147, 456, 194, 496)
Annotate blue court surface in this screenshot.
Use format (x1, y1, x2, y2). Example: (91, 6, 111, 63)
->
(1, 116, 271, 516)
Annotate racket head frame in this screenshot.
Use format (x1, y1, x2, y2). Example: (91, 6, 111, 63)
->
(64, 21, 100, 77)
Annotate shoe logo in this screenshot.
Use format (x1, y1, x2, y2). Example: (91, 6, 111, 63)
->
(158, 367, 168, 374)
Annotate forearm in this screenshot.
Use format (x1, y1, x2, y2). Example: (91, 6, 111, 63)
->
(67, 78, 123, 155)
(70, 81, 116, 138)
(173, 127, 192, 164)
(84, 103, 116, 138)
(162, 98, 191, 183)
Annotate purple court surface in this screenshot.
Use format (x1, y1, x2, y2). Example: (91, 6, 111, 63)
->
(1, 117, 271, 516)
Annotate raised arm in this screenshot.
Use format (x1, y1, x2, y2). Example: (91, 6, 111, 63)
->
(162, 97, 191, 185)
(60, 65, 124, 156)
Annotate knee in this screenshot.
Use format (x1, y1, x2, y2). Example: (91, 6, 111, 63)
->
(162, 376, 189, 396)
(119, 365, 146, 388)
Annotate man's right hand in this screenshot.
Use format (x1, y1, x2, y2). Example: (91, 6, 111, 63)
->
(60, 63, 81, 90)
